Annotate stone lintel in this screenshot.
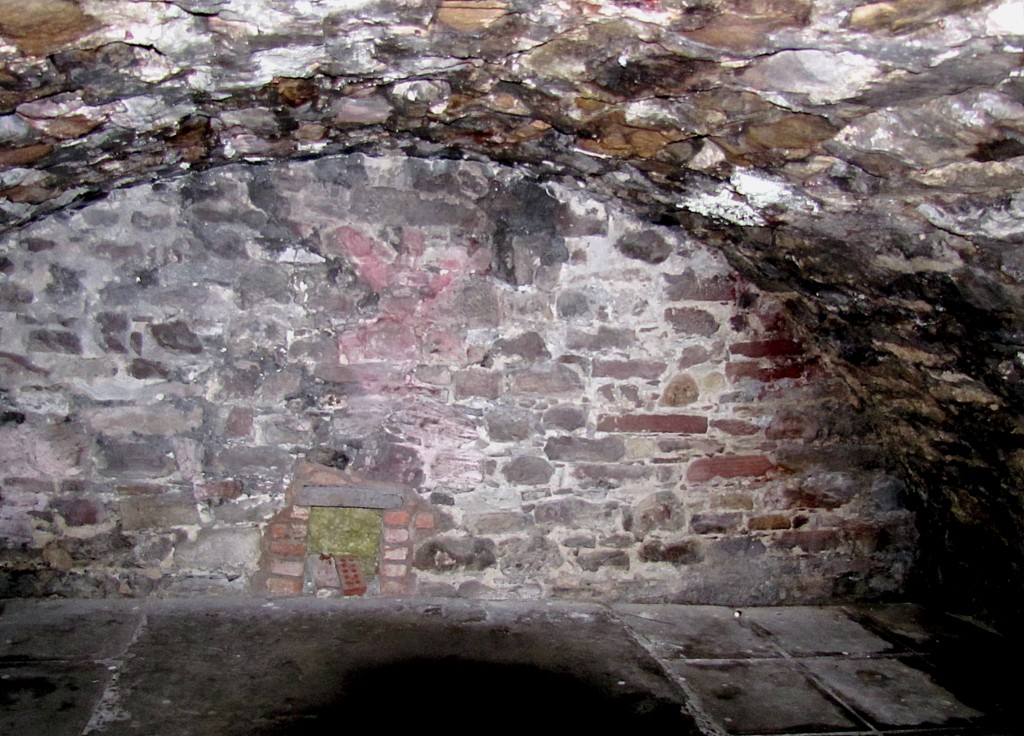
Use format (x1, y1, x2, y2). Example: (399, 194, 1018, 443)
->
(295, 484, 406, 509)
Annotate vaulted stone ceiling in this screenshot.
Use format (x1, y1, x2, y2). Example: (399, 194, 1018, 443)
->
(2, 0, 1023, 624)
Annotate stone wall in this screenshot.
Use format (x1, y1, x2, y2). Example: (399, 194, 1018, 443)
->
(0, 154, 915, 601)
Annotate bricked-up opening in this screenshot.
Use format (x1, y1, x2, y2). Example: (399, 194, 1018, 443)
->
(258, 461, 435, 596)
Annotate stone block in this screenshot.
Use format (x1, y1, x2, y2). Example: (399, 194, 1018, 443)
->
(149, 320, 203, 353)
(119, 493, 199, 530)
(502, 456, 554, 485)
(749, 514, 792, 531)
(96, 312, 129, 353)
(566, 326, 635, 351)
(466, 512, 532, 535)
(774, 529, 845, 553)
(678, 346, 713, 368)
(541, 405, 586, 431)
(660, 374, 699, 406)
(174, 527, 261, 572)
(665, 307, 719, 336)
(0, 422, 89, 478)
(498, 532, 563, 575)
(129, 359, 172, 380)
(766, 410, 821, 440)
(97, 439, 177, 479)
(413, 536, 496, 571)
(577, 550, 630, 572)
(556, 290, 590, 318)
(213, 446, 293, 476)
(26, 329, 81, 354)
(663, 270, 735, 301)
(454, 369, 502, 399)
(563, 534, 596, 548)
(765, 485, 848, 510)
(592, 359, 667, 380)
(544, 436, 626, 462)
(639, 538, 703, 564)
(615, 230, 672, 264)
(485, 407, 535, 441)
(628, 492, 686, 538)
(193, 479, 244, 502)
(309, 554, 342, 588)
(573, 463, 653, 482)
(690, 512, 743, 535)
(493, 332, 550, 361)
(597, 414, 708, 434)
(687, 455, 776, 482)
(510, 364, 582, 394)
(86, 404, 203, 437)
(532, 497, 605, 526)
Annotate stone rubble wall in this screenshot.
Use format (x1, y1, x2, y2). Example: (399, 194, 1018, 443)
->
(0, 154, 915, 601)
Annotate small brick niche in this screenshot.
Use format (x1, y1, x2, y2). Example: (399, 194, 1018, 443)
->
(257, 461, 435, 597)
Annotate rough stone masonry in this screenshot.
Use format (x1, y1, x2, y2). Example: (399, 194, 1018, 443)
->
(0, 154, 915, 601)
(0, 0, 1021, 627)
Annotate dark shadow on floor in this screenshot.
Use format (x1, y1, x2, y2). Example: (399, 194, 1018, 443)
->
(254, 657, 698, 734)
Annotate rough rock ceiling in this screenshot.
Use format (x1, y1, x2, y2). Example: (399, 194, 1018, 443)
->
(2, 0, 1023, 623)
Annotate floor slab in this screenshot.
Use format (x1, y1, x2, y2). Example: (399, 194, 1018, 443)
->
(0, 598, 1015, 736)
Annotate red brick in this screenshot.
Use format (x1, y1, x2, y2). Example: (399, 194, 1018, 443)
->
(384, 527, 409, 543)
(687, 455, 776, 482)
(268, 540, 307, 557)
(597, 414, 708, 434)
(414, 512, 435, 529)
(710, 419, 760, 436)
(725, 361, 809, 383)
(381, 563, 408, 577)
(269, 523, 306, 540)
(271, 559, 306, 577)
(383, 509, 410, 527)
(592, 359, 667, 380)
(336, 555, 367, 596)
(266, 577, 303, 595)
(729, 339, 802, 358)
(383, 546, 409, 560)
